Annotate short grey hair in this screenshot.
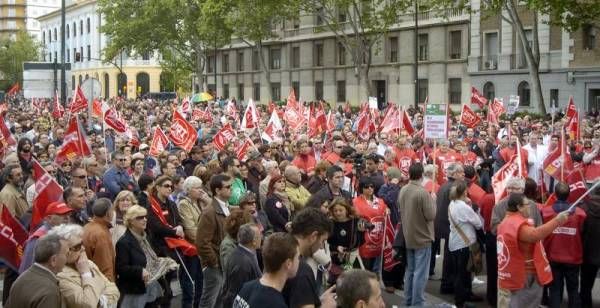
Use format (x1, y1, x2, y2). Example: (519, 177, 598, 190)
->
(507, 178, 525, 189)
(423, 164, 436, 177)
(34, 234, 64, 263)
(284, 165, 300, 180)
(48, 224, 83, 242)
(183, 176, 203, 194)
(81, 157, 97, 169)
(446, 162, 463, 176)
(264, 161, 278, 174)
(237, 223, 258, 246)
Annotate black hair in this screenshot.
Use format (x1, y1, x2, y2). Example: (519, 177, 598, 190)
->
(290, 207, 332, 238)
(325, 165, 343, 180)
(408, 163, 424, 181)
(210, 174, 232, 196)
(507, 193, 526, 212)
(138, 174, 155, 192)
(555, 182, 570, 202)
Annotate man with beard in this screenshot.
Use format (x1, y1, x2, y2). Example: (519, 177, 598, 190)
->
(282, 208, 336, 308)
(223, 157, 247, 206)
(305, 165, 351, 208)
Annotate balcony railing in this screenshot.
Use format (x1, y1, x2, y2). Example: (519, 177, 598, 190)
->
(480, 55, 499, 70)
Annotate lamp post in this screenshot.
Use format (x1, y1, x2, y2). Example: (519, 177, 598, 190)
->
(61, 0, 66, 107)
(414, 0, 419, 109)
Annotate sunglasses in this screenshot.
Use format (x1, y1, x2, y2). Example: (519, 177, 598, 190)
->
(62, 163, 72, 167)
(118, 158, 127, 161)
(134, 215, 147, 220)
(161, 184, 172, 189)
(222, 184, 232, 189)
(69, 243, 83, 252)
(74, 175, 87, 179)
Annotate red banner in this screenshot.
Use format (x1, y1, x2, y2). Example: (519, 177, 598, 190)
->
(31, 160, 64, 230)
(471, 87, 487, 109)
(0, 206, 27, 270)
(236, 138, 255, 161)
(543, 133, 573, 181)
(492, 153, 527, 203)
(213, 123, 236, 151)
(383, 215, 400, 271)
(150, 197, 197, 256)
(168, 110, 198, 152)
(6, 83, 20, 96)
(55, 117, 92, 165)
(69, 86, 88, 114)
(52, 90, 64, 119)
(490, 98, 506, 116)
(104, 108, 128, 133)
(149, 127, 169, 157)
(460, 104, 482, 128)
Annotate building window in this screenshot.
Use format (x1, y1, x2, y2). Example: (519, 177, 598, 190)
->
(73, 22, 76, 37)
(291, 46, 300, 68)
(80, 47, 84, 61)
(448, 78, 462, 104)
(315, 81, 324, 101)
(223, 84, 229, 99)
(314, 42, 324, 67)
(293, 18, 300, 29)
(79, 75, 83, 85)
(418, 79, 428, 104)
(72, 75, 75, 90)
(270, 48, 281, 70)
(518, 81, 530, 106)
(67, 49, 70, 62)
(53, 28, 57, 41)
(389, 37, 398, 63)
(142, 51, 150, 60)
(87, 45, 91, 60)
(222, 53, 229, 72)
(74, 48, 78, 61)
(86, 17, 90, 33)
(253, 50, 260, 70)
(418, 33, 428, 61)
(253, 83, 260, 100)
(65, 25, 69, 39)
(238, 83, 244, 100)
(54, 51, 57, 62)
(518, 29, 533, 68)
(338, 10, 346, 22)
(449, 30, 462, 59)
(80, 20, 83, 35)
(271, 83, 281, 101)
(337, 42, 345, 65)
(483, 82, 495, 100)
(207, 55, 214, 73)
(550, 89, 559, 108)
(292, 81, 300, 99)
(42, 31, 45, 44)
(583, 24, 597, 50)
(337, 80, 346, 102)
(237, 51, 244, 71)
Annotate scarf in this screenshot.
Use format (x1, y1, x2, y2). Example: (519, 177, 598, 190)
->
(274, 190, 293, 213)
(130, 230, 178, 283)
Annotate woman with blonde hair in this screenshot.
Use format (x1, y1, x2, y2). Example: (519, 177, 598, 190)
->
(116, 205, 178, 307)
(111, 190, 138, 245)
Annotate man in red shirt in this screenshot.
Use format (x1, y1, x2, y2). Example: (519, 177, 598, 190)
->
(432, 140, 463, 185)
(499, 135, 529, 172)
(541, 183, 586, 308)
(394, 137, 417, 178)
(292, 139, 316, 176)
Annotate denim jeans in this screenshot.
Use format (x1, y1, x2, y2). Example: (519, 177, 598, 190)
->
(180, 255, 203, 308)
(404, 245, 431, 306)
(198, 266, 223, 308)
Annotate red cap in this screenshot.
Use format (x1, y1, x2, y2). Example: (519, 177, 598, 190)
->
(45, 202, 73, 216)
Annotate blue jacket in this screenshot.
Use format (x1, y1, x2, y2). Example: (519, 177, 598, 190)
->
(378, 183, 401, 226)
(103, 166, 137, 199)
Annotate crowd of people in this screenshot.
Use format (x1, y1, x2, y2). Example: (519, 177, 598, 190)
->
(0, 95, 599, 308)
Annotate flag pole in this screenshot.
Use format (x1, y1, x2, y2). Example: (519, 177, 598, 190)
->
(568, 180, 600, 212)
(560, 126, 565, 181)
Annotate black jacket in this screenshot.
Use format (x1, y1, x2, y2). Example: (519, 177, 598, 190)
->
(265, 195, 290, 232)
(182, 158, 200, 177)
(146, 195, 182, 258)
(222, 245, 262, 308)
(377, 183, 401, 226)
(582, 195, 600, 266)
(305, 184, 352, 209)
(435, 178, 456, 239)
(115, 229, 158, 295)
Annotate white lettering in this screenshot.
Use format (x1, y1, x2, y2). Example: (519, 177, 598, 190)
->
(0, 225, 19, 246)
(552, 227, 576, 236)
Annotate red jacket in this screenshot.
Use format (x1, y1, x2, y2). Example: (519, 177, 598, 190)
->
(584, 153, 600, 183)
(541, 204, 586, 264)
(353, 196, 386, 259)
(292, 154, 316, 174)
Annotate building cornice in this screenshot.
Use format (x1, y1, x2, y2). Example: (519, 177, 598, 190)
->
(37, 0, 97, 21)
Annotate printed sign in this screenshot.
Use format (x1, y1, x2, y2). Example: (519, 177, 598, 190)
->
(424, 103, 448, 139)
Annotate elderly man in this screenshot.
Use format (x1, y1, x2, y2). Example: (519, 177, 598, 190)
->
(0, 164, 27, 219)
(103, 151, 137, 199)
(259, 161, 280, 208)
(523, 132, 548, 184)
(63, 187, 90, 226)
(82, 198, 116, 281)
(284, 165, 311, 214)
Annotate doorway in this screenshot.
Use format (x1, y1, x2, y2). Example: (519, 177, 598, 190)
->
(589, 89, 600, 112)
(372, 80, 386, 110)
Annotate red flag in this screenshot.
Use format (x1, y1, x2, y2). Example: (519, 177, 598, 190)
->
(262, 110, 283, 143)
(52, 90, 65, 119)
(356, 105, 372, 140)
(92, 99, 103, 117)
(343, 102, 351, 114)
(69, 86, 88, 114)
(31, 160, 64, 230)
(543, 131, 573, 181)
(241, 100, 259, 130)
(565, 168, 587, 203)
(460, 104, 482, 128)
(399, 108, 415, 135)
(0, 114, 16, 149)
(103, 107, 128, 133)
(287, 88, 299, 111)
(55, 117, 92, 165)
(308, 104, 327, 138)
(383, 215, 400, 271)
(268, 101, 276, 114)
(181, 97, 191, 114)
(471, 87, 487, 109)
(0, 206, 28, 270)
(492, 154, 527, 203)
(490, 98, 506, 117)
(284, 106, 306, 131)
(566, 96, 577, 121)
(213, 123, 236, 151)
(168, 110, 198, 152)
(6, 83, 20, 96)
(379, 105, 399, 134)
(567, 111, 580, 141)
(149, 127, 169, 157)
(325, 110, 336, 133)
(236, 138, 255, 161)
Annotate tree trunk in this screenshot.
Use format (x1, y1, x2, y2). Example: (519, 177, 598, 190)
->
(257, 42, 273, 101)
(194, 42, 206, 92)
(506, 0, 546, 114)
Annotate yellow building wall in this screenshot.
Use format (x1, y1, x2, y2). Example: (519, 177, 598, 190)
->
(72, 66, 162, 98)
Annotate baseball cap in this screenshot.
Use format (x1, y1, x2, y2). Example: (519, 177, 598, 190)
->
(45, 202, 74, 216)
(139, 143, 149, 150)
(387, 167, 402, 180)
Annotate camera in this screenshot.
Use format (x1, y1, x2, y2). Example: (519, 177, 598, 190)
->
(357, 218, 375, 231)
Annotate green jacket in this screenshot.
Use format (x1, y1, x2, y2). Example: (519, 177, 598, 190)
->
(228, 177, 247, 206)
